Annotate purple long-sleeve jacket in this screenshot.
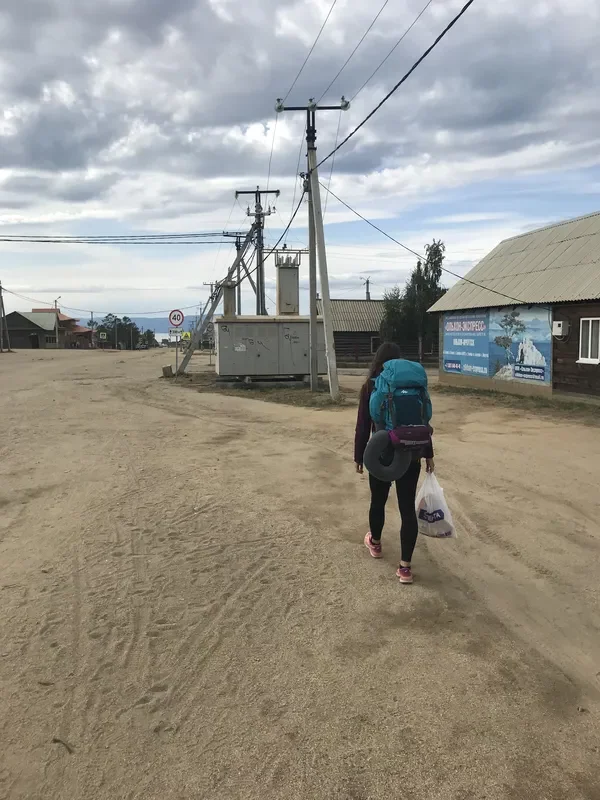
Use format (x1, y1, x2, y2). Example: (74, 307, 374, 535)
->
(354, 381, 434, 466)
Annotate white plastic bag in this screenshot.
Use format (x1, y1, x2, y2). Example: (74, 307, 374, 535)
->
(416, 473, 456, 539)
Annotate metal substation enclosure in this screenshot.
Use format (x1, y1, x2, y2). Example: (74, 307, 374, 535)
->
(214, 316, 326, 378)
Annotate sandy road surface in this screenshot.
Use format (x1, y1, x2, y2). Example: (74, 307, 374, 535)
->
(1, 349, 599, 800)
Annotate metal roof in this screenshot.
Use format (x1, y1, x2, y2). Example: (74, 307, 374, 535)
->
(15, 312, 58, 331)
(32, 308, 76, 322)
(429, 210, 600, 313)
(316, 299, 384, 332)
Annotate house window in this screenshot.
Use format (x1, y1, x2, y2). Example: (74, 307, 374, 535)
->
(578, 318, 600, 364)
(45, 335, 57, 345)
(371, 336, 381, 354)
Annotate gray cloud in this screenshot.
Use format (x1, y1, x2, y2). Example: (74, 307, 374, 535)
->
(0, 0, 599, 222)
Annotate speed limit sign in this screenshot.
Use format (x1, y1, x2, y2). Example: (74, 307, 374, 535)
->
(169, 309, 184, 327)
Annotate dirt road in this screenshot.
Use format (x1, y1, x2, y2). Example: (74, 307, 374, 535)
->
(1, 350, 599, 799)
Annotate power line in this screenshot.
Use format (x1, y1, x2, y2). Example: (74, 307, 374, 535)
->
(350, 0, 434, 102)
(287, 125, 307, 244)
(317, 0, 390, 102)
(323, 109, 343, 219)
(0, 238, 238, 245)
(282, 0, 339, 102)
(317, 180, 526, 306)
(316, 0, 476, 169)
(266, 115, 279, 192)
(210, 197, 238, 281)
(0, 231, 241, 241)
(236, 190, 306, 286)
(2, 287, 205, 317)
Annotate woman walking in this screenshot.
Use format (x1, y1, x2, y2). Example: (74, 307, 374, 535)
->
(354, 342, 434, 584)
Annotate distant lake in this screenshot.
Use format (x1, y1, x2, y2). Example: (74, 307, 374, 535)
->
(489, 339, 551, 372)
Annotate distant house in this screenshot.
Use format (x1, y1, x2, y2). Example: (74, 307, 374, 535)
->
(6, 309, 93, 349)
(316, 298, 439, 365)
(6, 311, 61, 349)
(317, 299, 384, 365)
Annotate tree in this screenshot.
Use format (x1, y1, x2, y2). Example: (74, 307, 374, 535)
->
(140, 329, 155, 348)
(95, 314, 141, 349)
(494, 310, 526, 367)
(380, 286, 404, 344)
(380, 239, 447, 360)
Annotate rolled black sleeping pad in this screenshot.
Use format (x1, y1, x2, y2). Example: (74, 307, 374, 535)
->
(363, 430, 412, 482)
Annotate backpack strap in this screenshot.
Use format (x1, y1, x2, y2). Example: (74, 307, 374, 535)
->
(387, 391, 397, 427)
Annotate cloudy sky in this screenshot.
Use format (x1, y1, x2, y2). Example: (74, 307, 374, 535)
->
(1, 0, 600, 324)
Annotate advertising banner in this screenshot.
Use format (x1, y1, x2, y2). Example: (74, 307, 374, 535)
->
(442, 311, 490, 377)
(489, 307, 551, 384)
(443, 307, 552, 385)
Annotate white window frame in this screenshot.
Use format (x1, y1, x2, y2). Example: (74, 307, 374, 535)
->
(577, 317, 600, 364)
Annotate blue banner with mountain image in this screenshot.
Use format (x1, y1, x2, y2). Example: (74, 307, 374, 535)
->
(488, 307, 552, 384)
(443, 306, 552, 385)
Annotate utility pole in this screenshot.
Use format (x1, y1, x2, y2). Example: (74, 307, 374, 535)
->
(115, 318, 118, 350)
(235, 237, 242, 314)
(276, 97, 350, 400)
(0, 281, 10, 353)
(179, 225, 256, 374)
(90, 310, 94, 348)
(304, 176, 319, 391)
(362, 277, 371, 301)
(54, 296, 61, 349)
(235, 186, 280, 316)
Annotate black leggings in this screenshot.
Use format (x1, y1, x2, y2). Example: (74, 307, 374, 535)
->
(369, 460, 421, 563)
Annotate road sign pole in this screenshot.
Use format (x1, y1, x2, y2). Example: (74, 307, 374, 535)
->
(175, 335, 179, 381)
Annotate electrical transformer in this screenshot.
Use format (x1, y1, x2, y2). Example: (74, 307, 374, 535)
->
(214, 316, 327, 377)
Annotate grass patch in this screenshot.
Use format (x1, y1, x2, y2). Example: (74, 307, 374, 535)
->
(173, 370, 358, 409)
(432, 383, 600, 426)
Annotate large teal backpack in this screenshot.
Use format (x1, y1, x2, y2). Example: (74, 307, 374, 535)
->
(369, 359, 432, 431)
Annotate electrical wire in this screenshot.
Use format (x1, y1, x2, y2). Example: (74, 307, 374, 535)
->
(350, 0, 434, 102)
(316, 180, 527, 306)
(282, 0, 339, 102)
(2, 287, 205, 317)
(235, 190, 306, 286)
(317, 0, 390, 102)
(0, 239, 238, 245)
(322, 109, 342, 219)
(0, 231, 242, 242)
(316, 0, 476, 170)
(266, 115, 279, 193)
(287, 126, 307, 244)
(210, 197, 238, 281)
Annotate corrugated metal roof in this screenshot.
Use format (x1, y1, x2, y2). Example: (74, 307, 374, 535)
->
(429, 210, 600, 313)
(17, 312, 57, 331)
(32, 308, 76, 322)
(316, 299, 384, 332)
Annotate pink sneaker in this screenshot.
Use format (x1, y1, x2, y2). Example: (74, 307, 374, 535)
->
(396, 565, 413, 584)
(364, 532, 382, 559)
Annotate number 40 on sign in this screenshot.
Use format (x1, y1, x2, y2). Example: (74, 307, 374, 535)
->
(169, 309, 184, 327)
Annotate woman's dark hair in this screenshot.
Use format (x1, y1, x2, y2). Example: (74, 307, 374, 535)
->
(364, 341, 402, 388)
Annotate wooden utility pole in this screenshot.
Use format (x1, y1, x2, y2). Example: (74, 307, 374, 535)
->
(275, 97, 350, 400)
(54, 296, 61, 349)
(235, 187, 280, 315)
(0, 281, 11, 353)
